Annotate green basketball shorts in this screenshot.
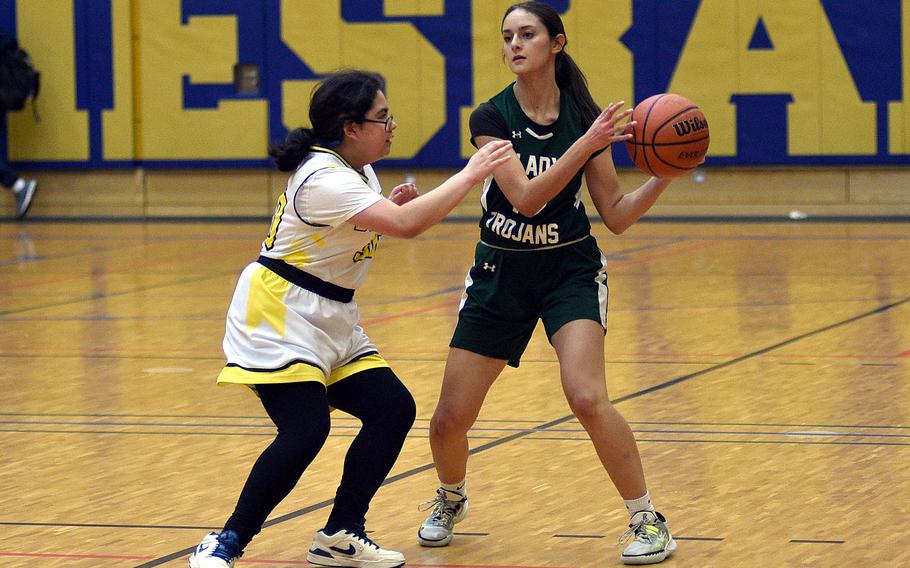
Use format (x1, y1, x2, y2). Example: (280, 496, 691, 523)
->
(450, 236, 608, 367)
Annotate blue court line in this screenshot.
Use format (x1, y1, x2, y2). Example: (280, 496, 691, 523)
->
(2, 412, 907, 431)
(3, 420, 909, 440)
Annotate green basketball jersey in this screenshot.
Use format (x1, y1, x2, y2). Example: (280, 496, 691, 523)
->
(470, 83, 592, 250)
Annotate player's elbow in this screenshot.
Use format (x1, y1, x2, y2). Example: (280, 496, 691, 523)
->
(606, 222, 628, 235)
(601, 215, 631, 235)
(513, 197, 547, 218)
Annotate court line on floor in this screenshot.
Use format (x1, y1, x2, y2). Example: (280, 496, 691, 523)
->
(0, 271, 240, 317)
(609, 296, 910, 405)
(136, 294, 908, 567)
(4, 421, 909, 441)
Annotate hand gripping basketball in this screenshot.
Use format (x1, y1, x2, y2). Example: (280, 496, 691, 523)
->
(624, 93, 710, 178)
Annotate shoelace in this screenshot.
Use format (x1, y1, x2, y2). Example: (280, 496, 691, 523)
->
(418, 491, 462, 526)
(617, 518, 658, 546)
(348, 528, 381, 550)
(212, 533, 243, 560)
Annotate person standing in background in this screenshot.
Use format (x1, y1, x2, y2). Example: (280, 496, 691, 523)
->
(0, 26, 38, 219)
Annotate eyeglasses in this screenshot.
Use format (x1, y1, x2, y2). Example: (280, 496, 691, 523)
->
(362, 115, 395, 132)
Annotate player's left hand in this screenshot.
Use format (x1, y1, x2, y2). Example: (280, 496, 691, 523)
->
(389, 183, 419, 205)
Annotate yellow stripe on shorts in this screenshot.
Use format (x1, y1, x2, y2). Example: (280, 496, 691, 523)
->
(217, 360, 326, 385)
(216, 354, 389, 387)
(246, 266, 291, 337)
(328, 354, 389, 386)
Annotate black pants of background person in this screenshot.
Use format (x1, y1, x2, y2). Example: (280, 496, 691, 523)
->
(1, 111, 38, 218)
(221, 367, 417, 551)
(0, 112, 20, 187)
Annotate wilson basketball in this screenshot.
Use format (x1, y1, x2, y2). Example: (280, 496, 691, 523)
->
(625, 93, 709, 178)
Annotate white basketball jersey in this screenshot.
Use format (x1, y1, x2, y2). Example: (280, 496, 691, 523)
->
(260, 147, 384, 290)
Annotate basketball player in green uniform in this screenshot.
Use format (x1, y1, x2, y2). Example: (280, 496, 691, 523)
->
(417, 2, 679, 564)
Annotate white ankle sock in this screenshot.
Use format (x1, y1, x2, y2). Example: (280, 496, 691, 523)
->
(12, 178, 25, 193)
(624, 491, 655, 517)
(440, 479, 466, 501)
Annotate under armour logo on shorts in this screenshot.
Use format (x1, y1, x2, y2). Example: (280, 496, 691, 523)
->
(482, 262, 496, 272)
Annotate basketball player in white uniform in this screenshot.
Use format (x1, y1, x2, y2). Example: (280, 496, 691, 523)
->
(189, 70, 510, 568)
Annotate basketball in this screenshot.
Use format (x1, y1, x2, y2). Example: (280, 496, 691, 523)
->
(624, 93, 709, 178)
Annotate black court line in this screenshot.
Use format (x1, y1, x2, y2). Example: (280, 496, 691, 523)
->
(528, 437, 910, 447)
(0, 271, 240, 318)
(790, 539, 844, 544)
(553, 534, 723, 542)
(0, 521, 212, 530)
(610, 296, 910, 405)
(134, 296, 908, 567)
(6, 412, 908, 430)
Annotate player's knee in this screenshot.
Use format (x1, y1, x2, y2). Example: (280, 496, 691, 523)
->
(565, 388, 608, 423)
(361, 383, 416, 438)
(429, 406, 472, 441)
(388, 388, 417, 435)
(278, 413, 331, 467)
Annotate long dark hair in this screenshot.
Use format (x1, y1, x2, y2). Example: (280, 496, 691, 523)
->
(503, 2, 600, 127)
(269, 70, 386, 171)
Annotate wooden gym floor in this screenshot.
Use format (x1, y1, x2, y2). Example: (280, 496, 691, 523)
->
(1, 219, 908, 567)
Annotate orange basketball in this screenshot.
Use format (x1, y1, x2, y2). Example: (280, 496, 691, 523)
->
(624, 93, 709, 178)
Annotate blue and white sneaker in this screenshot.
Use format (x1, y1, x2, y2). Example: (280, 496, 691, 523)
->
(188, 531, 242, 568)
(307, 527, 405, 568)
(618, 511, 677, 564)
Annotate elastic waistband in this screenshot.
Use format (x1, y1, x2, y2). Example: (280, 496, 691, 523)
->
(257, 255, 354, 303)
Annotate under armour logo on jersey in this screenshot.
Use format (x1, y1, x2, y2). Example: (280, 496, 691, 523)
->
(511, 130, 522, 139)
(482, 262, 496, 272)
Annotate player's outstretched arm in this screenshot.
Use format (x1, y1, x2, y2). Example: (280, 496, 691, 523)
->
(484, 102, 634, 218)
(349, 140, 512, 238)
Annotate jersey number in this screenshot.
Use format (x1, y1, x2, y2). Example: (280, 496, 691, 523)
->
(263, 193, 288, 250)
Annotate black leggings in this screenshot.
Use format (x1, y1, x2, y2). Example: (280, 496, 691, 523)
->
(222, 366, 416, 549)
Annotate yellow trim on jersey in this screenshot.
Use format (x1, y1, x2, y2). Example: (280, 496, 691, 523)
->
(245, 266, 291, 337)
(327, 353, 390, 386)
(217, 360, 326, 385)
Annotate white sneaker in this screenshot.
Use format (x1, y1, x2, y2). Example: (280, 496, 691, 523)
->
(14, 179, 37, 219)
(307, 528, 405, 568)
(618, 511, 677, 565)
(188, 531, 242, 568)
(417, 488, 468, 547)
